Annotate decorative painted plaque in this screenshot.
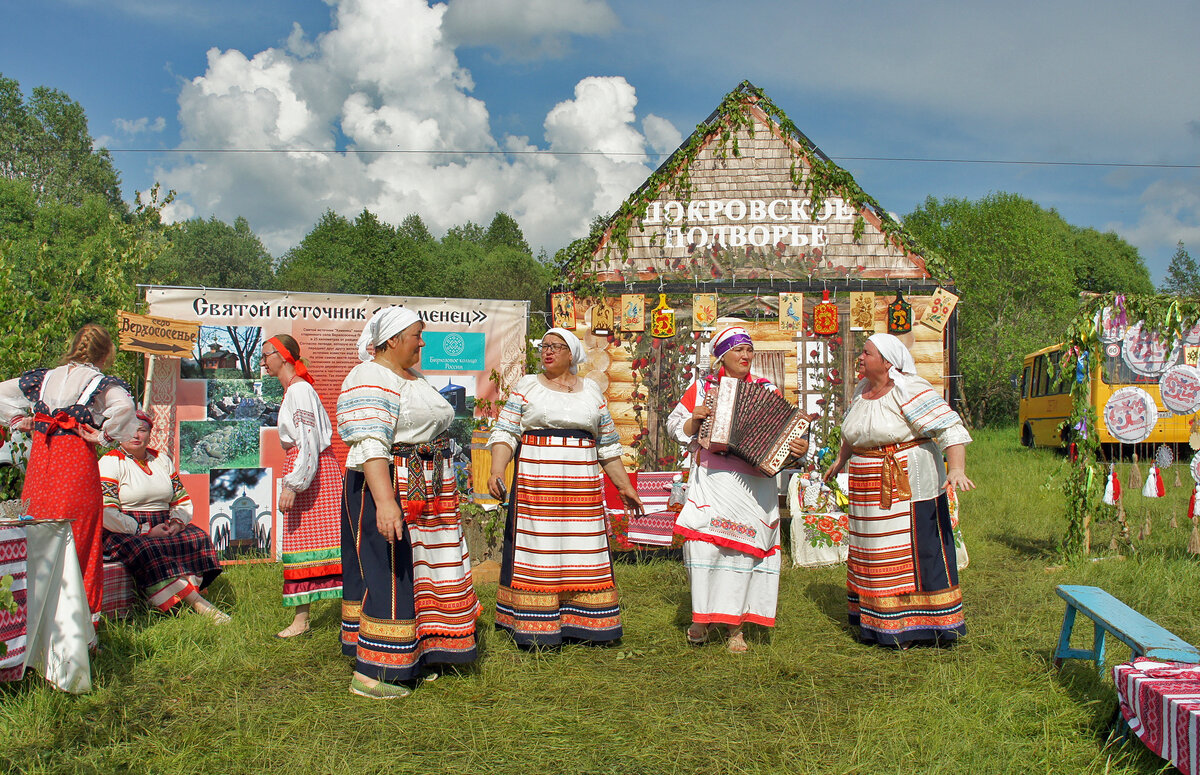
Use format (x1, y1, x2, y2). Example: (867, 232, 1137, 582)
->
(649, 294, 676, 338)
(886, 291, 912, 335)
(1102, 386, 1158, 444)
(1122, 321, 1181, 377)
(591, 298, 614, 337)
(1096, 306, 1127, 344)
(692, 293, 717, 328)
(779, 293, 803, 331)
(1159, 364, 1200, 415)
(551, 291, 576, 329)
(1185, 319, 1200, 347)
(918, 287, 959, 334)
(813, 290, 838, 336)
(849, 292, 875, 331)
(620, 294, 645, 332)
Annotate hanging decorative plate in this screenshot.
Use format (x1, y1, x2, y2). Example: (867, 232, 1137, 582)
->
(1102, 386, 1158, 444)
(1122, 321, 1180, 377)
(1159, 363, 1200, 415)
(1185, 319, 1200, 347)
(813, 289, 838, 336)
(1192, 451, 1200, 483)
(886, 291, 912, 335)
(1096, 306, 1127, 344)
(649, 294, 676, 338)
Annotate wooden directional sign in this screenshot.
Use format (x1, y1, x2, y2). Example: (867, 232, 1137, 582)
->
(116, 311, 199, 358)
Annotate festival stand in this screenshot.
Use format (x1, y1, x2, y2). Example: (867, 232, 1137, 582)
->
(0, 519, 95, 693)
(1114, 657, 1200, 773)
(0, 525, 28, 682)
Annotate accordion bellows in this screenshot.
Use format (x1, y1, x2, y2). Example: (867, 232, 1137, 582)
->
(698, 376, 810, 476)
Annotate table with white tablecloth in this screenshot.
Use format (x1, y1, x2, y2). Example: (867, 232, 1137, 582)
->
(0, 519, 94, 694)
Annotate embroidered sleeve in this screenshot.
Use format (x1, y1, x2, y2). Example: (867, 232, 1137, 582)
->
(595, 399, 623, 461)
(282, 387, 322, 492)
(168, 469, 193, 525)
(667, 379, 702, 446)
(487, 378, 533, 452)
(98, 453, 138, 534)
(898, 384, 971, 452)
(337, 372, 399, 464)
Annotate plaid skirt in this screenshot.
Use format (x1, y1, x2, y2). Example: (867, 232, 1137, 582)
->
(103, 510, 222, 594)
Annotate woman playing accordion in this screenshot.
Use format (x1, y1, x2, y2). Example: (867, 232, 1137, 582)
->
(667, 324, 808, 653)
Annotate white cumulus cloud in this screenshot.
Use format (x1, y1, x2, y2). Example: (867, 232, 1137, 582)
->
(154, 0, 675, 257)
(441, 0, 618, 59)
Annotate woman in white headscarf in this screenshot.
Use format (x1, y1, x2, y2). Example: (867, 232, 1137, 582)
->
(823, 333, 974, 649)
(487, 327, 642, 647)
(336, 306, 481, 698)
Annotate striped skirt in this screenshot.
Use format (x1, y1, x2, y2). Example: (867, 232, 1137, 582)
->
(281, 446, 343, 606)
(846, 444, 964, 647)
(496, 430, 621, 647)
(23, 431, 104, 618)
(103, 510, 222, 612)
(340, 454, 480, 683)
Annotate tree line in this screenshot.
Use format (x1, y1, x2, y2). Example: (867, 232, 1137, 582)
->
(0, 73, 1173, 429)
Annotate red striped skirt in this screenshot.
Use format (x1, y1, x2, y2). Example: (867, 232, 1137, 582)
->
(281, 446, 343, 606)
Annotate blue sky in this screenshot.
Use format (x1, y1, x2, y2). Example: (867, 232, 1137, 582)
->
(3, 0, 1197, 282)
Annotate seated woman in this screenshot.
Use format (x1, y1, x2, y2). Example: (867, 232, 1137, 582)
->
(99, 410, 228, 622)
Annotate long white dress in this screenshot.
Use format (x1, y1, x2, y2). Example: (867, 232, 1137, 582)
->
(666, 373, 783, 629)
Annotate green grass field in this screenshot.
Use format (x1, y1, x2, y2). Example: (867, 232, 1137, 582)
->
(2, 427, 1196, 774)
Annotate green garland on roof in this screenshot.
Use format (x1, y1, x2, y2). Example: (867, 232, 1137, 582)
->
(558, 81, 951, 289)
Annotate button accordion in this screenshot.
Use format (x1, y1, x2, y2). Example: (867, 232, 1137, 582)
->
(698, 376, 810, 476)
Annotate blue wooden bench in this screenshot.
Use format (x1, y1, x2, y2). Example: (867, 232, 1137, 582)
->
(1053, 585, 1199, 669)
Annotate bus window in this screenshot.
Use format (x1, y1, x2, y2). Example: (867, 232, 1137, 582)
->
(1102, 350, 1183, 385)
(1021, 366, 1030, 398)
(1035, 355, 1050, 397)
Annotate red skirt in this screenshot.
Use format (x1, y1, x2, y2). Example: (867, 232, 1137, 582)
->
(22, 431, 103, 617)
(280, 446, 344, 606)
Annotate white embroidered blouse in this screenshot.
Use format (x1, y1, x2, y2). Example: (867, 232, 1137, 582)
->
(336, 362, 453, 471)
(277, 380, 334, 492)
(99, 449, 193, 534)
(487, 374, 623, 461)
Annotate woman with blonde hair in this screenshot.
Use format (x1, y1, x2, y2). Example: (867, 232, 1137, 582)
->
(262, 333, 343, 639)
(0, 323, 138, 621)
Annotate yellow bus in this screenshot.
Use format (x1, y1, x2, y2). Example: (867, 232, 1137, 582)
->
(1018, 343, 1193, 448)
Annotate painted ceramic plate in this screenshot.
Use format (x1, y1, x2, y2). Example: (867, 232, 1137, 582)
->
(1159, 364, 1200, 415)
(1103, 386, 1158, 444)
(1122, 322, 1180, 377)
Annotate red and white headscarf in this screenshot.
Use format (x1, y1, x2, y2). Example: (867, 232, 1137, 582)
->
(266, 336, 315, 385)
(712, 325, 752, 359)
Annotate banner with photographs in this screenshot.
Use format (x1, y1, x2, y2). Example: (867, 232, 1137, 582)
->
(145, 287, 529, 562)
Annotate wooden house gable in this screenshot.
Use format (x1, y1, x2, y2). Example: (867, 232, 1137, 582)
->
(583, 84, 932, 284)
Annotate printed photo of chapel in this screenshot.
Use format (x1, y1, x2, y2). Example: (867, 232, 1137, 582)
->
(208, 467, 273, 560)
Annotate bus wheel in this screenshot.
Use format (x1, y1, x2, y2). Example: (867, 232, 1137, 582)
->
(1021, 424, 1035, 448)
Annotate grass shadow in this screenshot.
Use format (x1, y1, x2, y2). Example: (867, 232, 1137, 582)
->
(987, 531, 1060, 561)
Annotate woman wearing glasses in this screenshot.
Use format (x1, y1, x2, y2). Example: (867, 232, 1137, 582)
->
(261, 334, 343, 639)
(487, 328, 642, 647)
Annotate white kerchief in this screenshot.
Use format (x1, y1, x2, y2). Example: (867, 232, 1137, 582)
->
(357, 306, 421, 361)
(868, 332, 918, 383)
(545, 327, 586, 374)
